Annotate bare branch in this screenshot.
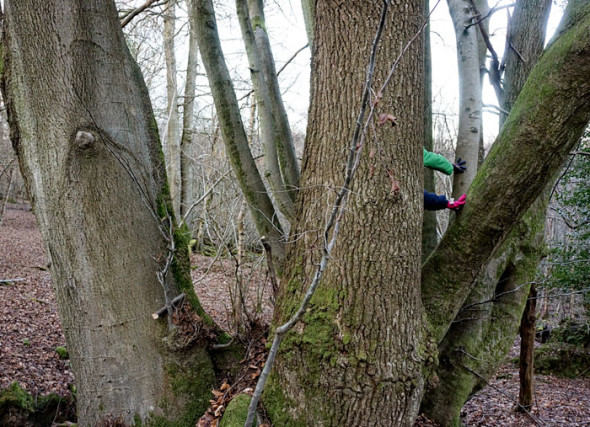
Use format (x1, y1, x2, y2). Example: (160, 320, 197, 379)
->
(120, 0, 166, 28)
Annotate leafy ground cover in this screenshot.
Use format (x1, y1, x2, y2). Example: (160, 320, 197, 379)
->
(1, 204, 589, 426)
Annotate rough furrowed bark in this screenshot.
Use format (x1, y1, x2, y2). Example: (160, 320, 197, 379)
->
(2, 1, 216, 424)
(265, 2, 434, 425)
(422, 0, 590, 343)
(194, 0, 286, 265)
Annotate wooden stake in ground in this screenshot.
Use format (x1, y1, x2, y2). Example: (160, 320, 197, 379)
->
(518, 283, 537, 411)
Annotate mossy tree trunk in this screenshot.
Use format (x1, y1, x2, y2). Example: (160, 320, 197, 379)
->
(265, 2, 432, 425)
(2, 0, 217, 424)
(421, 189, 550, 425)
(421, 0, 590, 344)
(421, 1, 553, 423)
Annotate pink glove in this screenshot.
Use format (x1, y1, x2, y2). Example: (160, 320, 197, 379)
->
(447, 194, 466, 210)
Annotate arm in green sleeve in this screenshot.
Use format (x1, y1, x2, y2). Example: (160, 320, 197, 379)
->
(423, 147, 454, 175)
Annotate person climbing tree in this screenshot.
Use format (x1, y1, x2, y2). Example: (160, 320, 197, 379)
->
(423, 147, 467, 211)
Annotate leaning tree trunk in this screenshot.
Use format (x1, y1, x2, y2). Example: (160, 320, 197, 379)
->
(422, 0, 590, 343)
(2, 1, 216, 424)
(421, 1, 553, 423)
(264, 2, 432, 425)
(421, 189, 550, 426)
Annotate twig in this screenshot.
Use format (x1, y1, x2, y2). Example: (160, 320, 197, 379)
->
(120, 0, 165, 28)
(152, 293, 186, 319)
(0, 278, 25, 285)
(458, 350, 547, 426)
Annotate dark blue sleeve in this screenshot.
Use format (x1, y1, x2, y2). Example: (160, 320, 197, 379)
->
(424, 190, 448, 211)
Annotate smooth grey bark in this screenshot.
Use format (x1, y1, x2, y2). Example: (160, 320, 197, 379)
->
(236, 0, 295, 220)
(194, 0, 286, 265)
(422, 0, 590, 343)
(248, 0, 300, 200)
(301, 0, 315, 50)
(423, 0, 438, 261)
(180, 0, 200, 229)
(164, 0, 182, 219)
(421, 2, 553, 423)
(501, 0, 552, 126)
(447, 0, 482, 198)
(2, 0, 215, 424)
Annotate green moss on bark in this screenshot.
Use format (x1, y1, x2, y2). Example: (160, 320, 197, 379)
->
(149, 350, 216, 427)
(219, 394, 255, 427)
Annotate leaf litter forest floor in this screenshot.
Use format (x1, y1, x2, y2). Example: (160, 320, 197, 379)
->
(1, 204, 589, 426)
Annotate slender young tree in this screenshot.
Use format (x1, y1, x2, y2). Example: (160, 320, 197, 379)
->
(447, 0, 482, 198)
(164, 0, 182, 219)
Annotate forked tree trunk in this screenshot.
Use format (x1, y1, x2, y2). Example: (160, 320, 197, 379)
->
(265, 2, 430, 425)
(2, 1, 215, 424)
(421, 0, 590, 342)
(421, 1, 553, 423)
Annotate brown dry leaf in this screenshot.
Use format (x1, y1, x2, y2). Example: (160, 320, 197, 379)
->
(377, 113, 397, 127)
(219, 382, 231, 392)
(214, 405, 224, 417)
(211, 389, 224, 399)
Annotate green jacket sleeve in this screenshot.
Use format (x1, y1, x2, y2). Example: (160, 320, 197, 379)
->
(423, 147, 454, 175)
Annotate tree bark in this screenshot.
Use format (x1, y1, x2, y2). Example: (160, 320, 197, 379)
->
(422, 0, 590, 343)
(2, 1, 216, 424)
(422, 0, 438, 261)
(447, 0, 482, 198)
(421, 1, 553, 422)
(518, 283, 537, 411)
(501, 0, 552, 126)
(164, 0, 182, 219)
(180, 0, 200, 229)
(265, 2, 430, 425)
(194, 0, 286, 265)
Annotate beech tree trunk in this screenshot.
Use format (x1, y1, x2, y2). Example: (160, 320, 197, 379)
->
(2, 1, 216, 424)
(164, 0, 182, 219)
(265, 2, 430, 425)
(447, 0, 482, 198)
